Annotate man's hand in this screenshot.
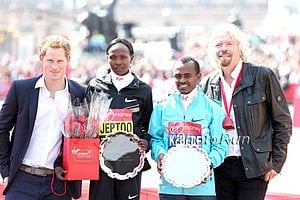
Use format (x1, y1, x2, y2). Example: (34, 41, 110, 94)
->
(264, 169, 278, 182)
(200, 169, 213, 184)
(55, 167, 67, 181)
(157, 153, 165, 175)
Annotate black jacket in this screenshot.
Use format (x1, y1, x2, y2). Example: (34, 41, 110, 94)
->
(86, 71, 153, 170)
(200, 62, 292, 178)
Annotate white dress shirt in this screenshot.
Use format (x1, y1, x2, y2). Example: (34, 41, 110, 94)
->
(22, 76, 69, 169)
(220, 60, 243, 157)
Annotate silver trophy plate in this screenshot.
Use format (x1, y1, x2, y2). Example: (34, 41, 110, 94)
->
(162, 145, 211, 188)
(100, 131, 145, 180)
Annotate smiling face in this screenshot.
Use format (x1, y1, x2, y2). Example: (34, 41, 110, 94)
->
(173, 61, 201, 94)
(212, 32, 241, 70)
(40, 47, 69, 84)
(107, 43, 133, 76)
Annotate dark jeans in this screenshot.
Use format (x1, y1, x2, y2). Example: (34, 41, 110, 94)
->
(160, 194, 216, 200)
(214, 158, 268, 200)
(5, 170, 71, 200)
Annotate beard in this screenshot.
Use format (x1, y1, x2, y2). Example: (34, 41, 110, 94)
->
(218, 54, 232, 67)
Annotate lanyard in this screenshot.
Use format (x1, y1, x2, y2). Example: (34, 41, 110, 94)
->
(220, 65, 243, 116)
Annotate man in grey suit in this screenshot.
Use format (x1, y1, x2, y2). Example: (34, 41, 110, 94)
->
(0, 35, 84, 200)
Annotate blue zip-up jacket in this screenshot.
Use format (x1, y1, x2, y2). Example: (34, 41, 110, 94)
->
(149, 86, 228, 196)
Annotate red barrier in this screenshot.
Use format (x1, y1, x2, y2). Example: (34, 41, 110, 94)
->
(293, 85, 300, 127)
(284, 84, 298, 104)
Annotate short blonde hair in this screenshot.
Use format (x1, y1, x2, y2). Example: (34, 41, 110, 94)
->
(207, 23, 250, 68)
(39, 35, 71, 57)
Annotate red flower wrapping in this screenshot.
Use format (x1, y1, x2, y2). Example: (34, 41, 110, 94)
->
(64, 114, 88, 138)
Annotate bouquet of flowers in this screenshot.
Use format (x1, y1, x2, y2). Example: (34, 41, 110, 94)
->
(63, 92, 112, 138)
(63, 97, 89, 138)
(85, 91, 112, 138)
(62, 94, 111, 180)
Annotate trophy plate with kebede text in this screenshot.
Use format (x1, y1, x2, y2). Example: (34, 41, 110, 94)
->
(162, 144, 211, 188)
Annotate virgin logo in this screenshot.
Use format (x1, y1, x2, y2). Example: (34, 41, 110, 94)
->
(106, 109, 115, 121)
(71, 147, 92, 159)
(168, 122, 184, 134)
(106, 109, 133, 121)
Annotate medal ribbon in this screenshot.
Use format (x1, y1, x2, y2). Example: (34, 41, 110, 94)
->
(220, 65, 243, 116)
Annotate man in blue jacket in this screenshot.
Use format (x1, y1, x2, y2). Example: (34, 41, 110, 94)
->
(0, 35, 83, 199)
(149, 56, 228, 200)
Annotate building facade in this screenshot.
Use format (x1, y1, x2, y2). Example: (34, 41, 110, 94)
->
(0, 0, 269, 59)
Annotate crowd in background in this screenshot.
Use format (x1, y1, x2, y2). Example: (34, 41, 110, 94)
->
(1, 31, 300, 103)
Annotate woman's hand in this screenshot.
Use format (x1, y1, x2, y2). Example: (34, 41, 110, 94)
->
(137, 138, 149, 152)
